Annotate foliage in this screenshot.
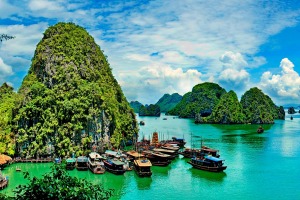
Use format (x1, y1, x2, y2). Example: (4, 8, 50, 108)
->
(0, 34, 15, 42)
(0, 83, 17, 155)
(240, 87, 284, 124)
(207, 90, 245, 124)
(129, 101, 143, 113)
(155, 93, 182, 113)
(288, 107, 296, 114)
(13, 22, 138, 158)
(167, 82, 226, 118)
(139, 104, 160, 116)
(1, 164, 113, 200)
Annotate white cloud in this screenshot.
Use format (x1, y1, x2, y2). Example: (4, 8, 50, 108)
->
(0, 57, 13, 75)
(118, 64, 202, 104)
(259, 58, 300, 104)
(28, 0, 63, 11)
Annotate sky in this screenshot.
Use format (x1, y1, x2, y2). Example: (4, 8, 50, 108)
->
(1, 0, 300, 106)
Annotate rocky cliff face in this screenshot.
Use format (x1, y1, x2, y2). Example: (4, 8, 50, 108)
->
(14, 22, 138, 158)
(129, 101, 143, 113)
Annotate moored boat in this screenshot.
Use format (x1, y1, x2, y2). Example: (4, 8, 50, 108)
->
(257, 126, 264, 133)
(134, 159, 152, 177)
(76, 156, 88, 171)
(88, 152, 105, 174)
(103, 159, 126, 175)
(142, 150, 171, 166)
(188, 156, 227, 172)
(66, 158, 76, 170)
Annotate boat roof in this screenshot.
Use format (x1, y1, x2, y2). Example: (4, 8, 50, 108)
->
(205, 156, 224, 162)
(105, 150, 124, 157)
(89, 152, 102, 159)
(77, 156, 88, 162)
(126, 151, 144, 158)
(153, 148, 175, 153)
(66, 158, 76, 163)
(143, 150, 171, 158)
(201, 146, 218, 152)
(134, 159, 152, 167)
(110, 159, 124, 165)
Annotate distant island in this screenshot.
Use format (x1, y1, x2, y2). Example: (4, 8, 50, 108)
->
(129, 93, 182, 116)
(167, 82, 285, 124)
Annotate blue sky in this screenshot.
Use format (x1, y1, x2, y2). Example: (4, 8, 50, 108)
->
(1, 0, 300, 106)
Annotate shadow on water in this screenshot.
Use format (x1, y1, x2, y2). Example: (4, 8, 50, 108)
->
(188, 168, 227, 182)
(152, 165, 172, 177)
(133, 173, 153, 190)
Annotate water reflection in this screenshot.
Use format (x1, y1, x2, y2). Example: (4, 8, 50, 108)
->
(133, 173, 153, 190)
(188, 168, 226, 182)
(152, 165, 172, 177)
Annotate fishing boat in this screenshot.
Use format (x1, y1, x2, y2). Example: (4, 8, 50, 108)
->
(134, 158, 152, 177)
(66, 158, 76, 170)
(76, 156, 88, 171)
(257, 126, 264, 133)
(142, 150, 171, 166)
(103, 159, 126, 175)
(139, 121, 145, 125)
(88, 152, 105, 174)
(188, 155, 227, 172)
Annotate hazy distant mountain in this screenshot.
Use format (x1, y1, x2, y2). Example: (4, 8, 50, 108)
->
(155, 93, 182, 112)
(129, 101, 143, 113)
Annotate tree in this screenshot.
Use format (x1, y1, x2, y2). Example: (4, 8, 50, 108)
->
(0, 34, 15, 42)
(1, 164, 114, 199)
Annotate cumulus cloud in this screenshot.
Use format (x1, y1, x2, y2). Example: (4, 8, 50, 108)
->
(259, 58, 300, 104)
(118, 64, 202, 104)
(0, 57, 13, 75)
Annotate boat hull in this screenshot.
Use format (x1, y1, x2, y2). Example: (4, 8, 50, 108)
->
(188, 161, 227, 172)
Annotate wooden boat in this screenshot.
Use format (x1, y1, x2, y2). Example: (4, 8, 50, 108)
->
(76, 156, 88, 171)
(0, 172, 8, 190)
(188, 156, 227, 172)
(142, 150, 171, 166)
(152, 148, 177, 158)
(103, 159, 126, 175)
(134, 159, 152, 177)
(139, 121, 145, 125)
(66, 158, 76, 170)
(179, 146, 220, 158)
(257, 126, 264, 133)
(88, 152, 105, 174)
(162, 137, 186, 147)
(16, 167, 21, 172)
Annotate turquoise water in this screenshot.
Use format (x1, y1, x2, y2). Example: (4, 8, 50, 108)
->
(1, 113, 300, 199)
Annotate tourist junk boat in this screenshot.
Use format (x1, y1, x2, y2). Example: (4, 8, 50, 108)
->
(76, 156, 88, 171)
(188, 155, 227, 172)
(134, 158, 152, 177)
(88, 152, 105, 174)
(142, 150, 171, 166)
(179, 146, 220, 158)
(66, 158, 76, 170)
(152, 148, 177, 159)
(103, 159, 126, 175)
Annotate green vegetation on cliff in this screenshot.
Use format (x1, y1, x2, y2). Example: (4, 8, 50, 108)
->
(240, 87, 284, 124)
(0, 83, 17, 156)
(139, 104, 160, 116)
(167, 82, 226, 118)
(129, 101, 143, 113)
(203, 90, 245, 124)
(155, 93, 182, 112)
(13, 22, 138, 158)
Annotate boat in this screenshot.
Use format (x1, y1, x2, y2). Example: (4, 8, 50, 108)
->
(103, 159, 126, 175)
(16, 167, 21, 172)
(291, 116, 293, 120)
(188, 155, 227, 172)
(134, 158, 152, 177)
(0, 172, 8, 190)
(163, 137, 186, 147)
(139, 121, 145, 125)
(88, 152, 105, 174)
(163, 118, 167, 120)
(76, 156, 88, 171)
(54, 157, 61, 164)
(66, 158, 76, 170)
(257, 126, 264, 133)
(179, 146, 220, 158)
(142, 150, 171, 166)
